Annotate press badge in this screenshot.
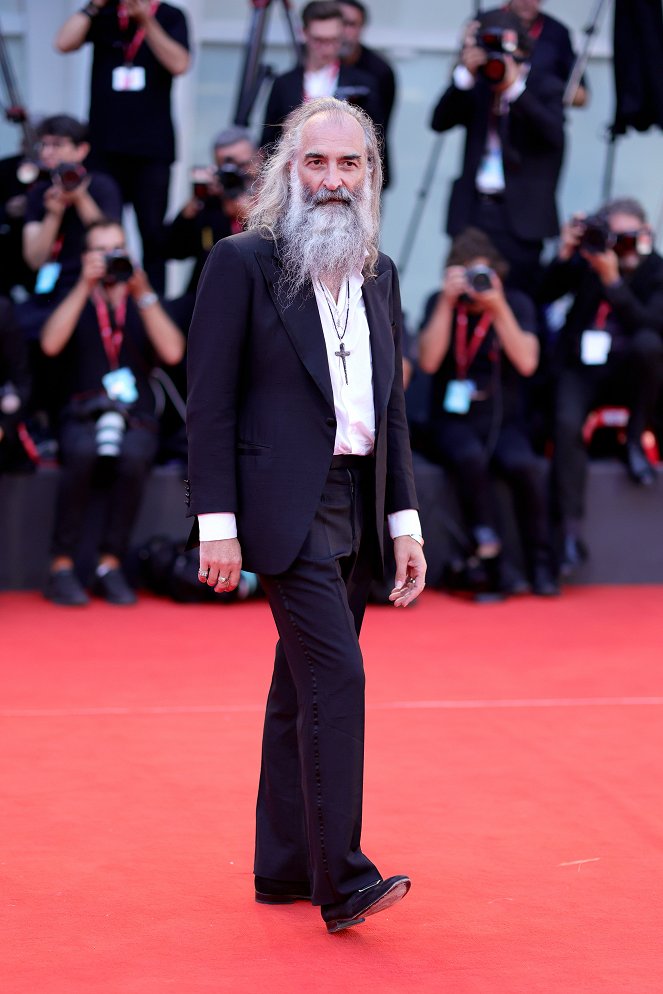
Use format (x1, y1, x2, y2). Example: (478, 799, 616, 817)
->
(102, 367, 138, 404)
(34, 261, 61, 295)
(580, 329, 612, 365)
(112, 65, 146, 92)
(443, 379, 476, 414)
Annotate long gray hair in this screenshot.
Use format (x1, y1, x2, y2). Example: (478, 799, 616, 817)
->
(247, 97, 383, 277)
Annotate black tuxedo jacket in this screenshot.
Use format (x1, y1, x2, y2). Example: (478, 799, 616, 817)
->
(431, 69, 565, 241)
(185, 231, 418, 576)
(260, 65, 382, 149)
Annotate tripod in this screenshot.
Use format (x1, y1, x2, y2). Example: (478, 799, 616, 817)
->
(0, 18, 37, 154)
(233, 0, 302, 127)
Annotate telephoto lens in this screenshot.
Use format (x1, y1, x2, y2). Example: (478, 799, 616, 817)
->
(95, 411, 126, 457)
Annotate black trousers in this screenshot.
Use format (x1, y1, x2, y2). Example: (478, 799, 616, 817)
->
(255, 462, 382, 907)
(553, 329, 663, 521)
(51, 417, 158, 560)
(428, 414, 551, 559)
(88, 152, 171, 294)
(468, 196, 543, 294)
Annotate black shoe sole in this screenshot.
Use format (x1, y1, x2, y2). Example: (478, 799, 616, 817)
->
(255, 891, 311, 905)
(325, 878, 411, 933)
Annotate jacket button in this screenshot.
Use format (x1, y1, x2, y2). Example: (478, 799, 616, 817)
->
(326, 417, 337, 427)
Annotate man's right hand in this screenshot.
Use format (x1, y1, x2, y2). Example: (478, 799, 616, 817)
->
(81, 249, 106, 290)
(199, 538, 243, 593)
(442, 265, 468, 306)
(460, 20, 486, 77)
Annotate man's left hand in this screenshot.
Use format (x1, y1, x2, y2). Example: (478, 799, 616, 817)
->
(389, 536, 426, 608)
(584, 248, 620, 287)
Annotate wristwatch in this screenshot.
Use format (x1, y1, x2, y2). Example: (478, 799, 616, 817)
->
(136, 291, 159, 310)
(408, 533, 425, 547)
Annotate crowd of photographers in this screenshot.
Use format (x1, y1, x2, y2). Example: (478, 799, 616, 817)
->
(1, 0, 662, 605)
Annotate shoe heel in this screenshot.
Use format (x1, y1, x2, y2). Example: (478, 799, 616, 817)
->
(255, 892, 298, 905)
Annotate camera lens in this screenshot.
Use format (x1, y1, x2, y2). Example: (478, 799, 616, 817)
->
(95, 411, 125, 457)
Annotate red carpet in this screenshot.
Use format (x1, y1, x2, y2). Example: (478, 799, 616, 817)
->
(2, 587, 663, 993)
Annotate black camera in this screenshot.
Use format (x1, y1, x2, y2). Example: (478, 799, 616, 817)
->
(477, 26, 519, 83)
(71, 392, 128, 457)
(217, 161, 250, 200)
(52, 162, 87, 193)
(103, 249, 134, 284)
(465, 264, 494, 293)
(578, 214, 613, 255)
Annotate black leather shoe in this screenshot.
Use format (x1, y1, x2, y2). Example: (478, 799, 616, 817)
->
(625, 442, 656, 486)
(254, 876, 311, 905)
(531, 560, 560, 597)
(93, 567, 137, 605)
(559, 534, 588, 579)
(322, 875, 411, 933)
(45, 569, 90, 606)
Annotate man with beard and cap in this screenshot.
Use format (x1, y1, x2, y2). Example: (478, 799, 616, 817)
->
(185, 96, 426, 933)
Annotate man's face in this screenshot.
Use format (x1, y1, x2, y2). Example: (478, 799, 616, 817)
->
(508, 0, 542, 27)
(304, 17, 343, 71)
(37, 134, 87, 171)
(213, 138, 257, 178)
(294, 112, 367, 202)
(339, 3, 364, 54)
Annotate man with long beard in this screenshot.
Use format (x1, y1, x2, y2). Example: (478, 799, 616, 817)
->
(185, 97, 426, 933)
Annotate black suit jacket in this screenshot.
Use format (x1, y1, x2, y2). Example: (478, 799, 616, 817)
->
(431, 69, 565, 241)
(185, 231, 418, 576)
(260, 65, 382, 149)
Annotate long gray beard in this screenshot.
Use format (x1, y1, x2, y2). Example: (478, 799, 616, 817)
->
(278, 171, 373, 300)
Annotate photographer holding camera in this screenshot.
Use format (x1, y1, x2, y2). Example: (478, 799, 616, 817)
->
(418, 227, 558, 597)
(540, 198, 663, 575)
(431, 9, 564, 293)
(163, 127, 259, 313)
(55, 0, 191, 295)
(41, 217, 184, 606)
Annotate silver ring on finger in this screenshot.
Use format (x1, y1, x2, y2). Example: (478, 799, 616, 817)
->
(218, 575, 229, 584)
(198, 569, 210, 580)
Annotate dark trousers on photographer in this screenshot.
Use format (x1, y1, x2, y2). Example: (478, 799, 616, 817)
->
(553, 329, 663, 521)
(428, 413, 552, 566)
(51, 416, 158, 560)
(469, 195, 543, 295)
(88, 152, 170, 295)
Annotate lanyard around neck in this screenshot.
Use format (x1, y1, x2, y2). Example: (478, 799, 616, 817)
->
(454, 304, 495, 379)
(93, 288, 127, 371)
(118, 1, 160, 65)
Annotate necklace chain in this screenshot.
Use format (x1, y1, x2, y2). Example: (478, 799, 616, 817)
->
(319, 279, 350, 342)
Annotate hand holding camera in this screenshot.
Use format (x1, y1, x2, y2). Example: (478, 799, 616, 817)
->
(82, 246, 135, 290)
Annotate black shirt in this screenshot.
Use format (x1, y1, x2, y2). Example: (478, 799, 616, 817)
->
(162, 201, 232, 295)
(0, 296, 30, 431)
(422, 288, 536, 423)
(60, 296, 158, 417)
(86, 3, 190, 163)
(25, 172, 122, 295)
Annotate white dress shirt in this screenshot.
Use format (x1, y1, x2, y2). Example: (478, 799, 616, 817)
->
(198, 270, 421, 543)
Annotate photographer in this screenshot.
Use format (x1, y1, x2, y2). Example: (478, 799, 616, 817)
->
(163, 127, 258, 309)
(0, 296, 32, 473)
(41, 217, 185, 606)
(418, 228, 558, 597)
(540, 198, 663, 575)
(431, 9, 564, 292)
(54, 0, 191, 294)
(22, 115, 121, 306)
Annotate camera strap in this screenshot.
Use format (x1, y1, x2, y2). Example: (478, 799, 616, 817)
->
(118, 1, 161, 65)
(454, 305, 494, 379)
(93, 288, 127, 371)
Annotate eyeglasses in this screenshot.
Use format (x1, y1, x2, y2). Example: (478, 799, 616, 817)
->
(35, 138, 76, 151)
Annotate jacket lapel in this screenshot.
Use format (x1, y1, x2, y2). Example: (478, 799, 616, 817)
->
(256, 246, 334, 411)
(362, 269, 394, 424)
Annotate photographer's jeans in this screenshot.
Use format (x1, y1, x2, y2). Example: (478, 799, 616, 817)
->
(51, 417, 158, 561)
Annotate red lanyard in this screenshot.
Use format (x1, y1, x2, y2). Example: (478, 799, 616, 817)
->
(454, 304, 494, 379)
(593, 300, 612, 329)
(93, 288, 127, 371)
(118, 1, 160, 65)
(50, 235, 64, 262)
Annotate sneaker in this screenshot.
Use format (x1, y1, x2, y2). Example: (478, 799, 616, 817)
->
(45, 569, 90, 607)
(93, 567, 137, 605)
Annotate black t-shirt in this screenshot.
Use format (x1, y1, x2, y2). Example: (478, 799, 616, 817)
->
(25, 172, 122, 294)
(59, 296, 157, 416)
(86, 3, 190, 162)
(422, 288, 536, 424)
(162, 201, 233, 294)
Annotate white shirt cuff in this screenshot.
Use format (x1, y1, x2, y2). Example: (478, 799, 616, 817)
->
(452, 64, 475, 91)
(388, 509, 422, 540)
(198, 512, 237, 542)
(502, 74, 527, 104)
